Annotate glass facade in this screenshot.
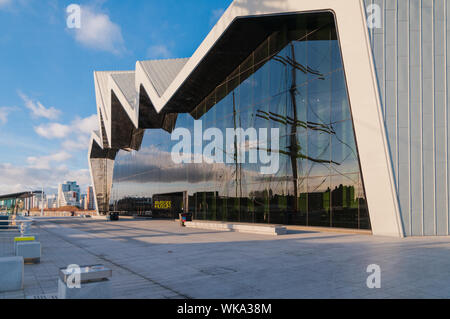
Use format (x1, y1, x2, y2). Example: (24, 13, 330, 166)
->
(110, 12, 371, 230)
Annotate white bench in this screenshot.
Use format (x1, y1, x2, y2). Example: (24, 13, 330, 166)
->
(0, 257, 24, 292)
(185, 222, 232, 232)
(14, 236, 36, 255)
(58, 278, 112, 299)
(185, 221, 287, 236)
(232, 224, 287, 235)
(58, 265, 112, 299)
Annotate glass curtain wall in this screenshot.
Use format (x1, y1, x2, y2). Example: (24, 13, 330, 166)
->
(110, 12, 371, 230)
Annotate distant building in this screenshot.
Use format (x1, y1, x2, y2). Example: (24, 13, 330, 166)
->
(23, 191, 44, 210)
(46, 194, 57, 209)
(86, 186, 95, 210)
(0, 192, 35, 213)
(80, 194, 87, 210)
(58, 181, 81, 207)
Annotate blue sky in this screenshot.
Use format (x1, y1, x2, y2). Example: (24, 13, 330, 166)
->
(0, 0, 232, 195)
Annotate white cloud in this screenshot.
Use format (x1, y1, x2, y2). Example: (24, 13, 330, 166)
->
(62, 134, 91, 151)
(0, 106, 17, 125)
(35, 123, 71, 139)
(0, 95, 96, 196)
(35, 114, 98, 140)
(0, 162, 91, 195)
(34, 114, 98, 152)
(71, 5, 125, 55)
(72, 114, 98, 135)
(147, 44, 173, 59)
(27, 151, 72, 170)
(19, 92, 61, 120)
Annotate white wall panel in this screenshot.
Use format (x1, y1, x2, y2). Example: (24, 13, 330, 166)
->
(368, 0, 450, 236)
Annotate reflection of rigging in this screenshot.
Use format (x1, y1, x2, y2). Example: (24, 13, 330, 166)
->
(255, 42, 344, 214)
(272, 55, 326, 80)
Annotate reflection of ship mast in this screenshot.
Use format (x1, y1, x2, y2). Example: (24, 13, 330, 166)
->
(289, 43, 300, 215)
(232, 91, 243, 199)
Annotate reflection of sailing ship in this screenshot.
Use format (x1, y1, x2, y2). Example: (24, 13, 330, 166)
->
(256, 43, 341, 216)
(206, 39, 360, 223)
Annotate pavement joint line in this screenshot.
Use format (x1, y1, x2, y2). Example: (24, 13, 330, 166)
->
(36, 221, 192, 300)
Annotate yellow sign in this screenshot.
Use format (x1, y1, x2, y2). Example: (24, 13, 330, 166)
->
(155, 201, 171, 209)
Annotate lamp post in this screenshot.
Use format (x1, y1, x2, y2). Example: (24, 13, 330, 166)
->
(41, 185, 44, 217)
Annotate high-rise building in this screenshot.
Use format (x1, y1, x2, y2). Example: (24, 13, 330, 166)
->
(57, 181, 81, 207)
(86, 186, 96, 210)
(80, 194, 87, 210)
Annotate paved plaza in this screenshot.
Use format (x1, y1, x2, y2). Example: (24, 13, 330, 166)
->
(1, 217, 450, 299)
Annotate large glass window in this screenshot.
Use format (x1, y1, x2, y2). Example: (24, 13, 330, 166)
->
(110, 12, 371, 230)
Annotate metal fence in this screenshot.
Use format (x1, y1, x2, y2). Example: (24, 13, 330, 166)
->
(0, 217, 35, 257)
(0, 217, 34, 234)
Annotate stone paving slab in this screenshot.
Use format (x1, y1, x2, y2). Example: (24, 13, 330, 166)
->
(0, 217, 450, 299)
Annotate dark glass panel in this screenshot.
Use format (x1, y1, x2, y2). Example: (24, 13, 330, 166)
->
(331, 173, 360, 229)
(307, 176, 331, 227)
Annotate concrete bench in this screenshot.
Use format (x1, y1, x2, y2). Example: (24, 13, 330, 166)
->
(14, 236, 36, 254)
(185, 222, 232, 232)
(16, 242, 41, 264)
(0, 257, 24, 292)
(58, 265, 112, 299)
(185, 221, 287, 236)
(231, 224, 287, 235)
